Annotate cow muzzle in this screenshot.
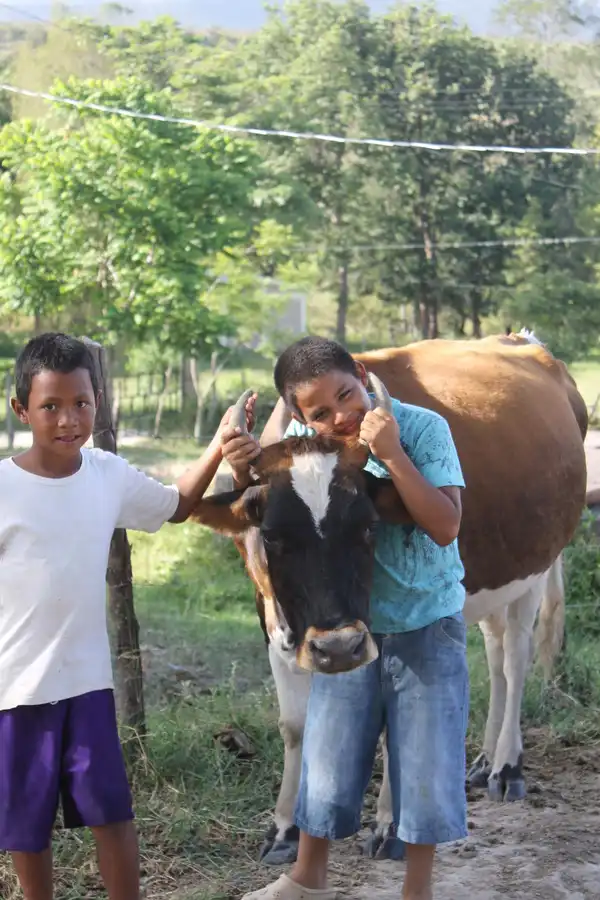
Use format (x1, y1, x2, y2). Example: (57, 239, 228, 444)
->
(297, 622, 379, 674)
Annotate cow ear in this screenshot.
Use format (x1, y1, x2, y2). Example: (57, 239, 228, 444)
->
(364, 473, 412, 526)
(190, 484, 269, 535)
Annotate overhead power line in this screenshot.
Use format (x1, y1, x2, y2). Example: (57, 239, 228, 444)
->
(1, 82, 600, 156)
(288, 235, 600, 255)
(0, 2, 77, 34)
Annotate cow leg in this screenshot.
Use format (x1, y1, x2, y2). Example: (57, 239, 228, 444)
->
(487, 585, 541, 802)
(362, 733, 405, 860)
(466, 611, 507, 789)
(259, 645, 310, 866)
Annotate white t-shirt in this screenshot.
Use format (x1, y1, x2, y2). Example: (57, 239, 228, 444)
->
(0, 448, 180, 711)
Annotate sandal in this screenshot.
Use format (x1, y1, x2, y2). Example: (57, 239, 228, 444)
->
(241, 873, 338, 899)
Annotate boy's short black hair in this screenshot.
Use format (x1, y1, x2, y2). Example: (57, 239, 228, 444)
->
(274, 336, 358, 409)
(15, 332, 99, 408)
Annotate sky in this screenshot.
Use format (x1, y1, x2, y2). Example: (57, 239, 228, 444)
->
(0, 2, 499, 35)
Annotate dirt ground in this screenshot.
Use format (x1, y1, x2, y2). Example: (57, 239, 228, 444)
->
(585, 431, 600, 494)
(324, 731, 600, 899)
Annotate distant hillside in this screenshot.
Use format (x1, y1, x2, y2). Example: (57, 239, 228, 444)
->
(0, 1, 498, 35)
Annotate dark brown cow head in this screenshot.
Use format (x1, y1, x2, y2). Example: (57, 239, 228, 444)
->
(191, 375, 410, 675)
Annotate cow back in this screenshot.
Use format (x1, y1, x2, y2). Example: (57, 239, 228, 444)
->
(355, 336, 588, 594)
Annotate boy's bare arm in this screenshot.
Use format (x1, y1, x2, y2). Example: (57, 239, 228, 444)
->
(360, 408, 461, 547)
(169, 436, 224, 523)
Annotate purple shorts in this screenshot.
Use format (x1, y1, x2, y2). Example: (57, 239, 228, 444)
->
(0, 689, 134, 853)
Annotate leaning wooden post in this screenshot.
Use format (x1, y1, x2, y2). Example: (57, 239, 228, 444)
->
(82, 338, 147, 760)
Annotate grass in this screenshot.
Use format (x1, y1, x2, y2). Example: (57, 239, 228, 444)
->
(2, 443, 600, 898)
(119, 438, 203, 481)
(131, 524, 272, 700)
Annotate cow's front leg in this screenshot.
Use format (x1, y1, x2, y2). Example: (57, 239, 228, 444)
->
(260, 645, 310, 865)
(362, 734, 405, 860)
(488, 586, 541, 802)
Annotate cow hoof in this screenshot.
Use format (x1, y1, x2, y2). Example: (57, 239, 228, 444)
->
(466, 752, 491, 789)
(259, 824, 299, 866)
(487, 774, 506, 802)
(362, 822, 406, 860)
(487, 769, 526, 803)
(261, 841, 299, 865)
(504, 778, 526, 802)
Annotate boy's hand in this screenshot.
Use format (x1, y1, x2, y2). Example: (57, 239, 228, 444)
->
(359, 408, 401, 462)
(221, 428, 261, 474)
(219, 393, 261, 485)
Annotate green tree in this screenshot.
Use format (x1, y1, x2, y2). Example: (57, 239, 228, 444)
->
(36, 1, 594, 356)
(495, 0, 597, 41)
(190, 0, 381, 343)
(92, 16, 206, 92)
(0, 76, 262, 356)
(501, 199, 600, 360)
(10, 14, 112, 122)
(360, 5, 585, 338)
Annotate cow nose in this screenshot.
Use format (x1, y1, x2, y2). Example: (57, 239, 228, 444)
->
(309, 630, 367, 673)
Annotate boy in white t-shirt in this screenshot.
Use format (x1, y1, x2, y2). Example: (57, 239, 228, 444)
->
(0, 332, 253, 900)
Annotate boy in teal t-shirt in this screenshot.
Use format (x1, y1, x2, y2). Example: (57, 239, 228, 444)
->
(286, 397, 466, 634)
(221, 336, 469, 900)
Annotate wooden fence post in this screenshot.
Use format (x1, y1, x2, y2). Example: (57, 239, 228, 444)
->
(5, 371, 14, 451)
(82, 338, 146, 759)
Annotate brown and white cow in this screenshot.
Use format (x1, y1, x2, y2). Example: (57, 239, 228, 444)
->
(191, 331, 588, 865)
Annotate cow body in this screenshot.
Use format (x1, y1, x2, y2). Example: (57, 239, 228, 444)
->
(194, 332, 588, 864)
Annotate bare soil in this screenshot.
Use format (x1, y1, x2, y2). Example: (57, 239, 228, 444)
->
(585, 431, 600, 494)
(333, 731, 600, 899)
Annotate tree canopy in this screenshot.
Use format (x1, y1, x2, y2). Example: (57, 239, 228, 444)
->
(0, 1, 598, 361)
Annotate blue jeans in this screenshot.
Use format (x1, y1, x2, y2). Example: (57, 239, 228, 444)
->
(294, 613, 469, 846)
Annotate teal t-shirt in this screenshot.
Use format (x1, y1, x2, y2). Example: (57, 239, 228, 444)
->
(284, 397, 466, 633)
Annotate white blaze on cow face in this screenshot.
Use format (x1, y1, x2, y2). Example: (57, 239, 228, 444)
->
(290, 452, 339, 536)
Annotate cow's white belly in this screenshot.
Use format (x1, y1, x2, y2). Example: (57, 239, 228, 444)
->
(464, 572, 547, 625)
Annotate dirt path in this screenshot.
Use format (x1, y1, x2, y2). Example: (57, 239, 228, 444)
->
(585, 431, 600, 493)
(329, 734, 600, 899)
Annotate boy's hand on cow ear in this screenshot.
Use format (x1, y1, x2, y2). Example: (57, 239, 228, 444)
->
(359, 408, 401, 462)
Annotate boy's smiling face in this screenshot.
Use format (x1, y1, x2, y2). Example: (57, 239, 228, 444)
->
(12, 367, 98, 466)
(293, 364, 371, 436)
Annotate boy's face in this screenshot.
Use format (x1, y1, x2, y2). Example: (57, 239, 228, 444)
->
(13, 367, 98, 461)
(293, 364, 370, 436)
